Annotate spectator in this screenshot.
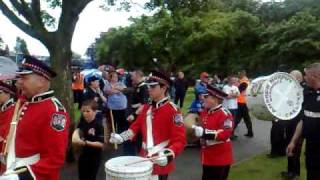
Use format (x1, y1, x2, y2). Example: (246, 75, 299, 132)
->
(235, 70, 253, 137)
(73, 100, 104, 180)
(174, 71, 188, 108)
(104, 71, 133, 155)
(72, 68, 84, 109)
(222, 75, 240, 139)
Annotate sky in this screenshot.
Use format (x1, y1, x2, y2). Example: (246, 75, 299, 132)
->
(0, 0, 148, 56)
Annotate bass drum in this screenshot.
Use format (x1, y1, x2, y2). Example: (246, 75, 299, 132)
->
(246, 72, 303, 121)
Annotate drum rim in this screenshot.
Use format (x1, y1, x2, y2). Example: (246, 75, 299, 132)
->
(262, 72, 303, 120)
(105, 156, 153, 175)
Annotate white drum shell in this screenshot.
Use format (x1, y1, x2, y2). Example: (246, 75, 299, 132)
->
(105, 156, 153, 180)
(247, 72, 303, 120)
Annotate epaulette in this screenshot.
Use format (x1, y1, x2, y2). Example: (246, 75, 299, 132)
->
(51, 97, 66, 112)
(221, 107, 231, 116)
(1, 98, 14, 112)
(169, 102, 179, 111)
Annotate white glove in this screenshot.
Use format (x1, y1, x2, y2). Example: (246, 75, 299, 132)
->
(192, 125, 204, 137)
(0, 174, 19, 180)
(109, 133, 124, 144)
(126, 115, 135, 122)
(153, 151, 168, 167)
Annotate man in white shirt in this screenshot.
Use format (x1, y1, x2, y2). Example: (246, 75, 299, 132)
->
(222, 76, 240, 139)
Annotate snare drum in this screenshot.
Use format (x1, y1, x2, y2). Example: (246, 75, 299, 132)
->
(105, 156, 153, 180)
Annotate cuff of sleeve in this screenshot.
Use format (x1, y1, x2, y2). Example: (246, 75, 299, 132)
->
(203, 129, 217, 140)
(120, 129, 135, 141)
(163, 148, 175, 163)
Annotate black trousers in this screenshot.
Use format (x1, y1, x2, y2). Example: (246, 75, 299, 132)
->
(287, 138, 303, 175)
(235, 103, 253, 134)
(78, 153, 101, 180)
(174, 92, 186, 108)
(270, 120, 287, 156)
(285, 120, 303, 175)
(306, 140, 320, 180)
(159, 175, 168, 180)
(73, 90, 83, 108)
(202, 165, 230, 180)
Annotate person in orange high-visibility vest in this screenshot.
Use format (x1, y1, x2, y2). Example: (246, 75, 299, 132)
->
(235, 70, 253, 137)
(72, 68, 84, 108)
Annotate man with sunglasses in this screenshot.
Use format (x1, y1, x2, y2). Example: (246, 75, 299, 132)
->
(191, 85, 234, 180)
(287, 63, 320, 180)
(110, 70, 186, 180)
(0, 81, 16, 174)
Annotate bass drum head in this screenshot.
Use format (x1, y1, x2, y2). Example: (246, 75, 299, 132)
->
(247, 76, 272, 120)
(262, 72, 303, 120)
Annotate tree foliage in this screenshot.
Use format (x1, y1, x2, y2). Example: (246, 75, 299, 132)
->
(96, 0, 320, 77)
(14, 37, 30, 55)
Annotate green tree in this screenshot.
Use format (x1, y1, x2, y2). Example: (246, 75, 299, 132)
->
(254, 11, 320, 74)
(14, 37, 30, 55)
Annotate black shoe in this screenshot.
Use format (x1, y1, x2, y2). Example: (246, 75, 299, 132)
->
(281, 171, 298, 179)
(230, 135, 238, 140)
(244, 133, 254, 137)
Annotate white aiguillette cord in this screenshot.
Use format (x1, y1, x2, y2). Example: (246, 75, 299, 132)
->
(146, 107, 153, 155)
(4, 99, 22, 171)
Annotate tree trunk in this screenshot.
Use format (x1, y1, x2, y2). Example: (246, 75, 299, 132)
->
(48, 43, 75, 162)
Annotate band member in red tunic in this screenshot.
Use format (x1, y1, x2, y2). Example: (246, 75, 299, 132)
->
(0, 81, 16, 174)
(110, 70, 186, 180)
(191, 85, 234, 180)
(0, 55, 70, 180)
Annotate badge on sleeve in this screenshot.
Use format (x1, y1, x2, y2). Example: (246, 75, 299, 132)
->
(174, 114, 184, 126)
(51, 113, 66, 131)
(223, 119, 233, 129)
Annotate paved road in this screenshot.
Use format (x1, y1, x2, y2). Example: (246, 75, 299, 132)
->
(61, 118, 271, 180)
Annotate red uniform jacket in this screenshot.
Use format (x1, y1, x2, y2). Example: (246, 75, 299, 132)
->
(129, 99, 186, 175)
(199, 105, 234, 166)
(0, 99, 15, 174)
(14, 91, 70, 180)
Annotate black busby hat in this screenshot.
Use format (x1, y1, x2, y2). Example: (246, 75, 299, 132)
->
(205, 85, 228, 99)
(16, 55, 57, 80)
(0, 81, 16, 95)
(146, 70, 172, 87)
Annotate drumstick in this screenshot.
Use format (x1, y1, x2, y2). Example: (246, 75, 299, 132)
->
(109, 110, 118, 150)
(5, 167, 27, 175)
(124, 152, 174, 166)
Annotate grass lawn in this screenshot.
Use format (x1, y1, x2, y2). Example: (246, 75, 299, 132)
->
(229, 152, 306, 180)
(181, 88, 195, 114)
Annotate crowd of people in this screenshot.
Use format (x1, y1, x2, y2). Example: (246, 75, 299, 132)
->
(0, 54, 320, 180)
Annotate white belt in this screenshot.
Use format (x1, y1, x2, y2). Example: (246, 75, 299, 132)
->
(142, 140, 169, 156)
(205, 139, 230, 146)
(151, 175, 159, 180)
(304, 110, 320, 118)
(8, 154, 40, 171)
